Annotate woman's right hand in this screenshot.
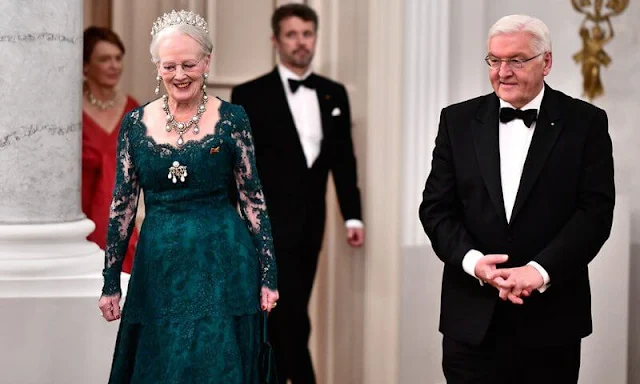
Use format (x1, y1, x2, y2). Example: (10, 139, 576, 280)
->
(260, 287, 279, 313)
(98, 293, 122, 321)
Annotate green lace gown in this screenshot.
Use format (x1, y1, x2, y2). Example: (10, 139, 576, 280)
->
(101, 100, 277, 384)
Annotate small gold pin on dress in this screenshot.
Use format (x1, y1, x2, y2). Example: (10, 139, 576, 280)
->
(168, 161, 187, 183)
(210, 146, 220, 154)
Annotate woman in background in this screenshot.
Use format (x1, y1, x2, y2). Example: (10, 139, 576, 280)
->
(82, 26, 138, 272)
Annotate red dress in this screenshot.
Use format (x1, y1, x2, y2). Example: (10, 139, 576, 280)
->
(82, 96, 139, 273)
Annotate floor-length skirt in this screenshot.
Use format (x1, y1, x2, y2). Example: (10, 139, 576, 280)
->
(107, 313, 260, 384)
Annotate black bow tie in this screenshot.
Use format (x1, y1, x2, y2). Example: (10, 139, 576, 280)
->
(288, 76, 316, 93)
(499, 107, 538, 128)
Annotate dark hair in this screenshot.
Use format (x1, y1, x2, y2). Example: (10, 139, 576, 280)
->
(271, 3, 318, 38)
(83, 26, 125, 63)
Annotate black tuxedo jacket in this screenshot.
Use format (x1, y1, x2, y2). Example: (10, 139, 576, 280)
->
(231, 68, 362, 250)
(419, 85, 614, 346)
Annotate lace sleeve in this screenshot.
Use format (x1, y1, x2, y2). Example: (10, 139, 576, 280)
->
(101, 112, 141, 296)
(231, 105, 277, 290)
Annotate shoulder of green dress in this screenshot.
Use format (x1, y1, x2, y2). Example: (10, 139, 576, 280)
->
(223, 103, 250, 129)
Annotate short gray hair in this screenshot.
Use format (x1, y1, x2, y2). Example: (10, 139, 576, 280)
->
(487, 15, 551, 56)
(150, 23, 213, 64)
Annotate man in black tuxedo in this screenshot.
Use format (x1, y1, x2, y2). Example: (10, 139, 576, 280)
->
(231, 4, 364, 383)
(419, 15, 614, 384)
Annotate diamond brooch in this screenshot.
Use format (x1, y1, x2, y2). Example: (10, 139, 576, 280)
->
(168, 161, 187, 183)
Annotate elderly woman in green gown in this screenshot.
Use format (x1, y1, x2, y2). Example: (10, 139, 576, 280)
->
(97, 10, 279, 383)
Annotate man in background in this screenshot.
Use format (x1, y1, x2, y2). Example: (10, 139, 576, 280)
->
(231, 4, 365, 383)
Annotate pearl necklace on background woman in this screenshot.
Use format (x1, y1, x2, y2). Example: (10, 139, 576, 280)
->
(87, 90, 117, 110)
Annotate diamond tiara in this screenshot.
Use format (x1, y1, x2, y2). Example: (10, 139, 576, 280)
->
(151, 10, 209, 37)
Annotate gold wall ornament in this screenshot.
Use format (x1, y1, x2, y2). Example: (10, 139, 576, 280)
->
(571, 0, 629, 101)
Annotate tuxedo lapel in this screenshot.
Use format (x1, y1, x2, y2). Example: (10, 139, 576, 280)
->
(312, 75, 333, 142)
(472, 94, 508, 224)
(268, 68, 297, 129)
(510, 86, 564, 224)
(267, 68, 308, 166)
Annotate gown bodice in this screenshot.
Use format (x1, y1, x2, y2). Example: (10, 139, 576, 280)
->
(101, 99, 277, 324)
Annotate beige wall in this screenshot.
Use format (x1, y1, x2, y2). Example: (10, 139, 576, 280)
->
(83, 0, 112, 29)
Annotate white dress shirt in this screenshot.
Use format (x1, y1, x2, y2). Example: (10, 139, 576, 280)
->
(278, 65, 323, 168)
(278, 65, 363, 230)
(462, 86, 550, 292)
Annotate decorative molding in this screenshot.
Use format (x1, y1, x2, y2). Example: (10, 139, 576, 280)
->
(0, 219, 115, 298)
(0, 220, 96, 261)
(570, 0, 629, 101)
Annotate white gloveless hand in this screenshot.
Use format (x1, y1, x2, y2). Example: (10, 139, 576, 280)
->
(98, 293, 122, 322)
(260, 286, 279, 313)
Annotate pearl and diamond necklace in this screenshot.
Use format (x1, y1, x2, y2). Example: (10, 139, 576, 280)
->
(87, 90, 117, 110)
(162, 90, 209, 147)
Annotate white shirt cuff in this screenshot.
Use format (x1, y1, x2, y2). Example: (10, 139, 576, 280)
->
(345, 219, 364, 229)
(527, 261, 551, 293)
(462, 249, 485, 285)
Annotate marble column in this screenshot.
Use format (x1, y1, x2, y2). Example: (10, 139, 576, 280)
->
(0, 0, 100, 286)
(0, 1, 120, 383)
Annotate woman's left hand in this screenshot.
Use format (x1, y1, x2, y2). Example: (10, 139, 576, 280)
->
(260, 286, 279, 313)
(98, 293, 122, 321)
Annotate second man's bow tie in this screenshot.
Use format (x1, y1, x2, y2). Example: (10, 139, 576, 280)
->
(288, 77, 316, 93)
(499, 107, 538, 128)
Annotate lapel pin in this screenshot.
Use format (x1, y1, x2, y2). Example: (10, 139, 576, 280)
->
(551, 122, 555, 126)
(210, 146, 220, 154)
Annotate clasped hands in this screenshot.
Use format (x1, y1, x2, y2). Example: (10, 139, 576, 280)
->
(474, 254, 544, 305)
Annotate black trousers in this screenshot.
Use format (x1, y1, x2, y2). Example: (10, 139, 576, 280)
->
(268, 222, 324, 384)
(442, 303, 581, 384)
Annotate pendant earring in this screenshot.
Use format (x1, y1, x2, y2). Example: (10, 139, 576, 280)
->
(155, 75, 161, 95)
(202, 73, 208, 90)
